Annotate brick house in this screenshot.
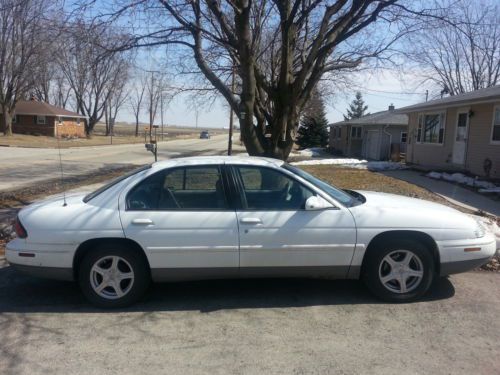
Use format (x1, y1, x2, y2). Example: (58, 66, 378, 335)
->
(397, 85, 500, 178)
(1, 100, 86, 138)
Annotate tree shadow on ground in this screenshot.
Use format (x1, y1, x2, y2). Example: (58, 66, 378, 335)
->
(0, 265, 455, 314)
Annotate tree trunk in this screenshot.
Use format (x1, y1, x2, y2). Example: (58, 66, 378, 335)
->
(1, 106, 12, 136)
(134, 116, 139, 137)
(239, 115, 296, 161)
(85, 117, 97, 138)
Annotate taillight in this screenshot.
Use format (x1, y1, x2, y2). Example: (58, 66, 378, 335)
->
(14, 217, 27, 239)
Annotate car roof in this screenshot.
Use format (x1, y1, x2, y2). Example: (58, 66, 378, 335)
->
(151, 155, 284, 171)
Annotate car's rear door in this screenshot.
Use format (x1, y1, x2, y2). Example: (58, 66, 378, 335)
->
(230, 165, 356, 277)
(118, 164, 239, 278)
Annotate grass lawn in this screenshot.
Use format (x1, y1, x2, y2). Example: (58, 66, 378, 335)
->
(0, 123, 216, 148)
(301, 165, 457, 209)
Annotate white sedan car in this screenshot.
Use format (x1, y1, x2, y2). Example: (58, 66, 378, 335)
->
(6, 156, 497, 307)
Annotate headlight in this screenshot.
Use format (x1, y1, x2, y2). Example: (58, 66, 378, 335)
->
(473, 219, 486, 238)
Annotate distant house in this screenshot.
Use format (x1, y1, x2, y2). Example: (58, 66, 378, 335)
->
(0, 100, 86, 138)
(397, 85, 500, 178)
(329, 105, 408, 160)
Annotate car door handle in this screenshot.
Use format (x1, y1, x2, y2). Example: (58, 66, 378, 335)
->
(131, 218, 154, 225)
(240, 218, 262, 225)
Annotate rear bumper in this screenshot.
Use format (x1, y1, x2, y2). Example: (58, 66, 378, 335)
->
(8, 263, 74, 281)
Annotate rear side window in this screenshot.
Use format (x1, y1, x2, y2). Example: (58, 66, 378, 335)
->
(83, 165, 151, 203)
(127, 166, 228, 210)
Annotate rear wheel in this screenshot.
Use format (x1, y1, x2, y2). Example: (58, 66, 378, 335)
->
(78, 244, 150, 308)
(363, 239, 435, 302)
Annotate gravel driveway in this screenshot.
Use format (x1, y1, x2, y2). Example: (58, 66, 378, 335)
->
(0, 259, 499, 375)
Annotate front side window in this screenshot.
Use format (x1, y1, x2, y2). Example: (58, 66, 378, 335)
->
(417, 113, 445, 144)
(36, 115, 46, 125)
(127, 166, 227, 210)
(236, 166, 314, 210)
(492, 106, 500, 142)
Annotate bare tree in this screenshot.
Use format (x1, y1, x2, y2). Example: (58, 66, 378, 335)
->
(0, 0, 56, 135)
(57, 20, 130, 136)
(92, 0, 446, 159)
(145, 71, 169, 137)
(405, 0, 500, 96)
(129, 73, 147, 136)
(104, 64, 130, 135)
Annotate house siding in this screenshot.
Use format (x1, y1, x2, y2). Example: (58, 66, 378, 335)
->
(465, 102, 500, 178)
(406, 102, 500, 178)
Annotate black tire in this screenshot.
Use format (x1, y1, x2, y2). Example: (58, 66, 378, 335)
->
(363, 238, 435, 302)
(78, 243, 150, 308)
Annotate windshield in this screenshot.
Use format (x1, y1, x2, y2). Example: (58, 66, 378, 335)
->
(283, 164, 356, 207)
(83, 165, 151, 203)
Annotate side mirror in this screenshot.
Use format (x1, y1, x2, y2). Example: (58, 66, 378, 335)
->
(305, 196, 331, 210)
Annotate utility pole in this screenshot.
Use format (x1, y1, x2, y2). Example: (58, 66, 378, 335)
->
(425, 90, 429, 102)
(160, 93, 164, 141)
(228, 65, 235, 156)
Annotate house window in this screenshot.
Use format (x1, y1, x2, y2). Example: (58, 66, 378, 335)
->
(400, 132, 407, 143)
(57, 117, 63, 125)
(76, 118, 81, 126)
(417, 113, 445, 144)
(11, 115, 17, 124)
(36, 115, 46, 125)
(351, 126, 362, 139)
(492, 106, 500, 143)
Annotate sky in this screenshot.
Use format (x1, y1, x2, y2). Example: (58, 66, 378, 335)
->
(116, 69, 429, 129)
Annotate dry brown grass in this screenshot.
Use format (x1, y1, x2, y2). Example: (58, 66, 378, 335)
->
(301, 165, 452, 206)
(0, 123, 220, 148)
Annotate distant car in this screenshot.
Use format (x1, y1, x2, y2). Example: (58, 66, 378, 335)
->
(199, 131, 210, 139)
(6, 156, 496, 308)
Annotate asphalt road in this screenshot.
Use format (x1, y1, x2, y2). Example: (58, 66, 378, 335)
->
(0, 134, 243, 191)
(0, 258, 499, 375)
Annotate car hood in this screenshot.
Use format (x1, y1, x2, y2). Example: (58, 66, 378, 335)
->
(348, 190, 477, 232)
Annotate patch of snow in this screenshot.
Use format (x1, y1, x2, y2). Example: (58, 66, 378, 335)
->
(292, 158, 406, 171)
(425, 172, 497, 190)
(292, 148, 325, 157)
(478, 187, 500, 193)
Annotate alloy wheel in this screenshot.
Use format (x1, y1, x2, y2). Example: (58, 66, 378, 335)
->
(90, 255, 135, 300)
(378, 250, 424, 294)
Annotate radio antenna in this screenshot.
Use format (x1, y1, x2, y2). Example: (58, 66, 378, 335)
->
(56, 134, 67, 207)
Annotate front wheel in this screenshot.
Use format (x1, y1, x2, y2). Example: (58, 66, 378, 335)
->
(363, 239, 435, 302)
(78, 244, 150, 308)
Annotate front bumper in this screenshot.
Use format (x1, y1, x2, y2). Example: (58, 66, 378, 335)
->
(438, 233, 497, 276)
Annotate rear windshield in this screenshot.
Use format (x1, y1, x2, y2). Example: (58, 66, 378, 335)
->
(83, 165, 151, 203)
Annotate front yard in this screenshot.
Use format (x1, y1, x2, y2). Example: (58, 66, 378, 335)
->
(301, 165, 454, 209)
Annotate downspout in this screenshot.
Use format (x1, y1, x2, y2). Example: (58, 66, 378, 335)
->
(383, 125, 392, 160)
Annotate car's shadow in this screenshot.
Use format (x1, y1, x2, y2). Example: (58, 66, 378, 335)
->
(0, 265, 455, 313)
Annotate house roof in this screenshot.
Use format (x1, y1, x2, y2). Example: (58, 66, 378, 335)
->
(329, 109, 408, 127)
(397, 85, 500, 113)
(5, 100, 87, 118)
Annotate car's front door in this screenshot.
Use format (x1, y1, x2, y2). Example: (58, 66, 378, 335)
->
(231, 165, 357, 277)
(119, 165, 239, 277)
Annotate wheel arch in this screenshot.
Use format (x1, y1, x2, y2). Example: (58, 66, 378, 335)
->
(361, 230, 440, 276)
(73, 237, 150, 279)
